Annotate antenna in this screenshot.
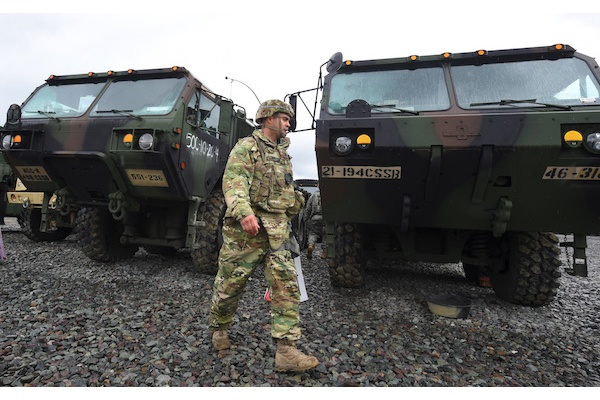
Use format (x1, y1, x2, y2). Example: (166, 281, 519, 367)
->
(226, 77, 262, 104)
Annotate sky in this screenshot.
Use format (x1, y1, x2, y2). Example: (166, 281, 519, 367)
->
(1, 3, 600, 180)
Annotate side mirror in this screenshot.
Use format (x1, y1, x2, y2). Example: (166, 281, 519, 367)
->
(288, 94, 297, 132)
(6, 104, 21, 125)
(218, 99, 233, 133)
(326, 52, 344, 73)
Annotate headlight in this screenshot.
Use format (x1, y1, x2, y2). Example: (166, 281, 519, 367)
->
(585, 132, 600, 153)
(333, 136, 353, 155)
(2, 135, 12, 149)
(138, 133, 154, 150)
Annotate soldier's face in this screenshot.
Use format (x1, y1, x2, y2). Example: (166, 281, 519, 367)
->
(269, 113, 291, 138)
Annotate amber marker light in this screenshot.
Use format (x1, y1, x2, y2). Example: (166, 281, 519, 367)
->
(476, 49, 487, 56)
(345, 60, 353, 66)
(49, 75, 55, 80)
(13, 134, 22, 144)
(172, 66, 179, 71)
(128, 69, 135, 74)
(563, 130, 583, 148)
(357, 134, 372, 149)
(123, 133, 133, 147)
(88, 72, 94, 77)
(442, 52, 452, 59)
(180, 162, 186, 170)
(410, 55, 418, 61)
(553, 44, 564, 51)
(107, 70, 114, 76)
(173, 127, 182, 134)
(172, 143, 180, 149)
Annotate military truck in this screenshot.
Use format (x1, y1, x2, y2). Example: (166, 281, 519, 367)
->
(1, 153, 74, 241)
(0, 66, 254, 270)
(287, 44, 600, 306)
(0, 151, 18, 224)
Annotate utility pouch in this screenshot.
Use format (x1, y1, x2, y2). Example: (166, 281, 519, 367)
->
(285, 233, 301, 259)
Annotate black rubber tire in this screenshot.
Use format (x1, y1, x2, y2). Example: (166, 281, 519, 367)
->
(490, 231, 561, 307)
(77, 207, 138, 262)
(328, 222, 365, 288)
(462, 263, 480, 285)
(191, 188, 225, 275)
(17, 208, 73, 242)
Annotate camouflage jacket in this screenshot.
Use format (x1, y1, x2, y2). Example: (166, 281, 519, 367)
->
(222, 129, 304, 222)
(305, 189, 322, 222)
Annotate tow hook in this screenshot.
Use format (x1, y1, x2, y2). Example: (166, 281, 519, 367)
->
(491, 197, 512, 237)
(108, 191, 140, 220)
(55, 188, 73, 216)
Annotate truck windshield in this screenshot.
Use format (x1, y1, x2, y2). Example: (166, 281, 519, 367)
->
(452, 58, 600, 109)
(21, 82, 104, 118)
(90, 77, 186, 116)
(327, 67, 450, 114)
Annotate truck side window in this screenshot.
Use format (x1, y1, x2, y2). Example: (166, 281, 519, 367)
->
(186, 91, 201, 126)
(186, 90, 222, 139)
(199, 93, 221, 137)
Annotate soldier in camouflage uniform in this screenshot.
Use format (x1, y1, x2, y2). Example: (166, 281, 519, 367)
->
(304, 188, 323, 259)
(208, 99, 320, 372)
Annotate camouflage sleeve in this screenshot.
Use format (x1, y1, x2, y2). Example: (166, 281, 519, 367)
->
(222, 139, 256, 221)
(286, 189, 306, 217)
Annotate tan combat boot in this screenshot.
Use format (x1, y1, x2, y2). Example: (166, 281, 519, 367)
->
(212, 330, 230, 350)
(275, 339, 319, 372)
(307, 243, 314, 259)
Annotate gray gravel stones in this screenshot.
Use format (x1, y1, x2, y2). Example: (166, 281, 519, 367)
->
(1, 218, 599, 386)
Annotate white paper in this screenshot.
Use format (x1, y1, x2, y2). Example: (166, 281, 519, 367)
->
(294, 256, 308, 302)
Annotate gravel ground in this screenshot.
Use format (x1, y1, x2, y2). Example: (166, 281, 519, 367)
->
(1, 217, 599, 387)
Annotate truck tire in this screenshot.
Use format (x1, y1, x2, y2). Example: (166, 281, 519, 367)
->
(17, 208, 73, 242)
(462, 263, 480, 285)
(77, 207, 138, 262)
(490, 231, 561, 306)
(328, 222, 365, 288)
(191, 188, 225, 275)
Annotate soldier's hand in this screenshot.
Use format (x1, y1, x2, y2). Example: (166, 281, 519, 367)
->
(241, 214, 260, 236)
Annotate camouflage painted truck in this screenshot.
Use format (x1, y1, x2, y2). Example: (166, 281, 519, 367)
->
(0, 66, 254, 270)
(288, 44, 600, 306)
(0, 151, 18, 224)
(1, 152, 74, 241)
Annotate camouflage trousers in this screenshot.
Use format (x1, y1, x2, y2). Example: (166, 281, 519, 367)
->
(307, 218, 323, 245)
(208, 218, 301, 341)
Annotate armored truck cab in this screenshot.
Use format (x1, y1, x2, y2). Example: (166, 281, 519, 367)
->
(1, 67, 254, 270)
(292, 44, 600, 306)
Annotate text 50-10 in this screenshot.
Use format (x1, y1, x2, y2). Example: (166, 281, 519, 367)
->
(186, 133, 219, 161)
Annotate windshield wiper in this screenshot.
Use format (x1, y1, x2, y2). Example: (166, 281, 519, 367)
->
(96, 109, 142, 120)
(470, 99, 572, 111)
(35, 110, 61, 122)
(371, 104, 420, 115)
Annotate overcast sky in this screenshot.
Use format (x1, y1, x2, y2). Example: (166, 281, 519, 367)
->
(1, 3, 600, 179)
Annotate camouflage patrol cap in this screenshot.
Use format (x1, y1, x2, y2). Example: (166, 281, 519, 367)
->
(255, 99, 294, 123)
